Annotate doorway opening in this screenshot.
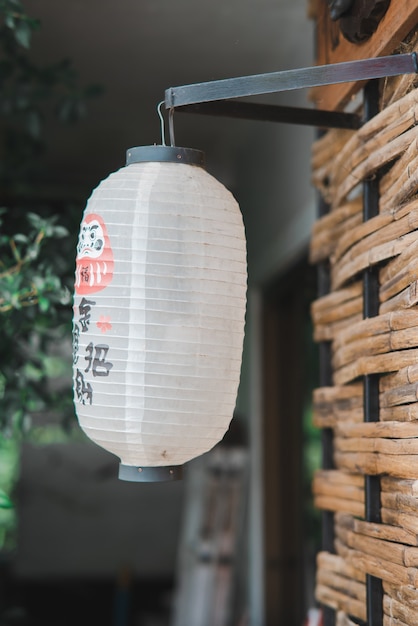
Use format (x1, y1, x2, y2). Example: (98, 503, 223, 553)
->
(261, 255, 321, 625)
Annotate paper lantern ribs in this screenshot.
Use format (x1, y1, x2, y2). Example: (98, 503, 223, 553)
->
(72, 145, 247, 482)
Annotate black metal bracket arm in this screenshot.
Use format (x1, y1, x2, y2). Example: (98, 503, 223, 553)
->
(171, 100, 362, 130)
(164, 52, 417, 130)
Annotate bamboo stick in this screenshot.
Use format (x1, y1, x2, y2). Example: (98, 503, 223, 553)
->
(383, 616, 409, 626)
(334, 349, 418, 385)
(340, 543, 418, 587)
(380, 135, 418, 197)
(380, 148, 418, 212)
(333, 126, 418, 210)
(311, 282, 362, 323)
(335, 537, 352, 560)
(314, 312, 363, 343)
(310, 199, 362, 264)
(335, 421, 418, 439)
(335, 310, 418, 346)
(381, 258, 418, 304)
(381, 364, 418, 391)
(314, 469, 364, 487)
(382, 166, 418, 217)
(382, 492, 418, 517)
(334, 519, 352, 543)
(311, 214, 362, 264)
(333, 327, 418, 372)
(328, 96, 418, 196)
(383, 594, 418, 626)
(380, 281, 418, 313)
(337, 521, 418, 568)
(333, 213, 394, 266)
(311, 129, 354, 177)
(335, 437, 418, 455)
(314, 495, 364, 517)
(333, 206, 418, 278)
(384, 582, 418, 609)
(317, 550, 366, 583)
(313, 478, 363, 502)
(335, 450, 418, 480)
(333, 231, 418, 291)
(315, 583, 367, 622)
(351, 88, 418, 144)
(313, 406, 364, 428)
(382, 508, 418, 535)
(381, 476, 418, 496)
(334, 320, 418, 367)
(380, 382, 418, 407)
(379, 238, 418, 287)
(380, 403, 418, 422)
(313, 384, 363, 403)
(335, 512, 355, 529)
(382, 43, 418, 104)
(354, 518, 418, 547)
(317, 568, 365, 603)
(313, 478, 360, 500)
(392, 197, 418, 221)
(311, 89, 418, 205)
(313, 384, 363, 426)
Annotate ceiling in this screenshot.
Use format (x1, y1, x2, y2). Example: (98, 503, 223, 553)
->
(26, 0, 315, 284)
(29, 0, 314, 193)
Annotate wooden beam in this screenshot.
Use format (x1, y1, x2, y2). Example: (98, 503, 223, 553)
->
(311, 0, 418, 111)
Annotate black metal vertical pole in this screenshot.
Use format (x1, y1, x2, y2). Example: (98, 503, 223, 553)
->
(363, 78, 383, 626)
(317, 189, 336, 626)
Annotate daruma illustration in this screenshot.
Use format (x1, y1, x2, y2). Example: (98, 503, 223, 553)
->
(75, 213, 114, 295)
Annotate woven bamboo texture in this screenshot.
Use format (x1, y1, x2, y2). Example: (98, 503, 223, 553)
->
(310, 32, 418, 623)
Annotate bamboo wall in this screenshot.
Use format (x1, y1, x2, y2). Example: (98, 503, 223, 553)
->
(310, 36, 418, 626)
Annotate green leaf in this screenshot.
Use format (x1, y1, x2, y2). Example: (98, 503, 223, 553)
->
(0, 490, 13, 509)
(14, 20, 32, 48)
(38, 295, 50, 312)
(59, 286, 72, 305)
(22, 362, 43, 382)
(5, 14, 15, 29)
(10, 293, 22, 309)
(41, 355, 70, 378)
(51, 225, 69, 238)
(0, 372, 5, 400)
(26, 212, 43, 229)
(13, 233, 28, 243)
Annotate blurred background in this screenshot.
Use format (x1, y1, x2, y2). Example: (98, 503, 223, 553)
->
(0, 1, 319, 625)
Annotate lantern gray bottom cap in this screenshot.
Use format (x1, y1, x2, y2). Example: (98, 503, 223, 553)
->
(118, 463, 183, 482)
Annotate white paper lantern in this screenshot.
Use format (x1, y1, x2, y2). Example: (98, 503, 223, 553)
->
(72, 145, 247, 481)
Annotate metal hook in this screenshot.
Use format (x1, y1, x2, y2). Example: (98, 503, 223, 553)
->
(157, 101, 166, 146)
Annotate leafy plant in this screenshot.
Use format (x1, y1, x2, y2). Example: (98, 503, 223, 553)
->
(0, 0, 102, 192)
(0, 208, 73, 438)
(0, 0, 102, 550)
(0, 435, 18, 551)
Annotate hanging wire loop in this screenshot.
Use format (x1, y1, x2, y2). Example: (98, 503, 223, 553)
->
(157, 101, 166, 146)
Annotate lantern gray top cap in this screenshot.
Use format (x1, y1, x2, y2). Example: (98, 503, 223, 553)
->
(126, 145, 205, 167)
